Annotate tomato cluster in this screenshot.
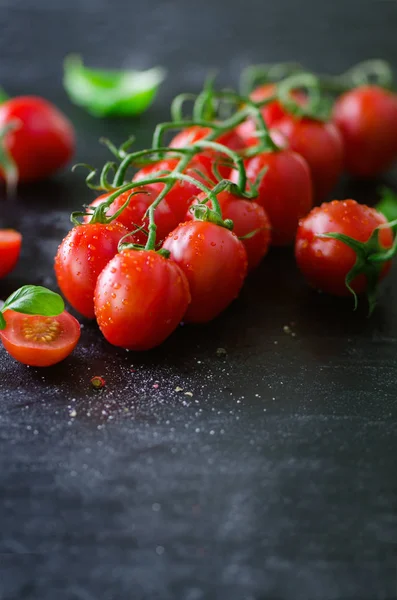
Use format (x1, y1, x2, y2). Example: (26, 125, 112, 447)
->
(2, 60, 397, 365)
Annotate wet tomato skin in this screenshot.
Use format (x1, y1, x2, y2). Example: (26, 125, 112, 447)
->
(295, 199, 393, 296)
(186, 191, 271, 271)
(94, 250, 191, 351)
(232, 149, 313, 246)
(84, 186, 178, 245)
(163, 220, 248, 323)
(272, 116, 344, 202)
(0, 96, 75, 182)
(0, 229, 22, 278)
(0, 310, 80, 367)
(133, 157, 215, 222)
(333, 85, 397, 177)
(55, 222, 128, 319)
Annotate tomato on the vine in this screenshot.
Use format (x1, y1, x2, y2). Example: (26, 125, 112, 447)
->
(295, 199, 393, 299)
(186, 191, 271, 270)
(0, 309, 80, 367)
(170, 125, 245, 179)
(133, 157, 214, 222)
(84, 186, 178, 245)
(271, 116, 344, 202)
(94, 250, 190, 350)
(231, 149, 313, 246)
(237, 83, 307, 142)
(55, 222, 128, 319)
(0, 229, 22, 278)
(163, 220, 247, 323)
(0, 96, 75, 183)
(333, 85, 397, 177)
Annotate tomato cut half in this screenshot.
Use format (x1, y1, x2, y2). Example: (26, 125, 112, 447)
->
(0, 310, 80, 366)
(0, 229, 22, 278)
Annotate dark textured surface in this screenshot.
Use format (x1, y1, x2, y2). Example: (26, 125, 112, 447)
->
(1, 1, 397, 599)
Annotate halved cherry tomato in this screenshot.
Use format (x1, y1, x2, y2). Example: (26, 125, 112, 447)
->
(231, 149, 313, 246)
(333, 85, 397, 177)
(94, 250, 190, 350)
(186, 191, 271, 270)
(0, 96, 75, 182)
(170, 125, 245, 179)
(163, 220, 247, 323)
(84, 186, 179, 245)
(0, 229, 22, 278)
(133, 157, 215, 222)
(295, 199, 393, 297)
(0, 309, 80, 367)
(271, 116, 344, 202)
(236, 83, 307, 142)
(55, 222, 128, 318)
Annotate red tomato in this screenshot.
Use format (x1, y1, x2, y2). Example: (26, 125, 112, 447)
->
(237, 83, 307, 142)
(84, 186, 178, 245)
(133, 157, 214, 222)
(272, 116, 344, 202)
(163, 220, 247, 323)
(0, 309, 80, 367)
(186, 191, 271, 270)
(333, 85, 397, 177)
(0, 96, 75, 182)
(295, 199, 393, 297)
(94, 250, 190, 350)
(0, 229, 22, 278)
(55, 222, 128, 319)
(170, 125, 245, 178)
(231, 149, 313, 246)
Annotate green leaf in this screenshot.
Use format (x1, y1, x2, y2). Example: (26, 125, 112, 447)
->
(63, 55, 166, 118)
(2, 285, 64, 317)
(0, 87, 8, 104)
(0, 312, 6, 330)
(376, 186, 397, 225)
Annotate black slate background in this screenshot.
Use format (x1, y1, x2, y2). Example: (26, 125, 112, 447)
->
(1, 1, 397, 599)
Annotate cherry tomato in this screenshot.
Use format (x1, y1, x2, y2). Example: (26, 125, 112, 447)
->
(236, 83, 307, 142)
(231, 149, 313, 246)
(272, 116, 344, 202)
(94, 250, 190, 350)
(55, 222, 128, 318)
(170, 125, 245, 179)
(163, 220, 247, 323)
(0, 229, 22, 278)
(84, 186, 178, 245)
(0, 96, 75, 182)
(186, 191, 271, 270)
(295, 199, 393, 297)
(133, 157, 214, 222)
(333, 85, 397, 177)
(0, 309, 80, 367)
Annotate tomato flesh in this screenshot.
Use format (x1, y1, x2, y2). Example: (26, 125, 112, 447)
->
(163, 220, 247, 323)
(295, 199, 393, 296)
(0, 96, 75, 182)
(0, 229, 22, 278)
(0, 310, 80, 366)
(94, 250, 191, 350)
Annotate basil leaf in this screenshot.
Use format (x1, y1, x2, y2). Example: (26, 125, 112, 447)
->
(0, 312, 6, 330)
(63, 55, 166, 117)
(2, 285, 64, 316)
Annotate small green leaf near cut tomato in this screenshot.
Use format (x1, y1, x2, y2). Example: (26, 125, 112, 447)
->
(63, 55, 166, 117)
(1, 285, 65, 324)
(0, 87, 8, 104)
